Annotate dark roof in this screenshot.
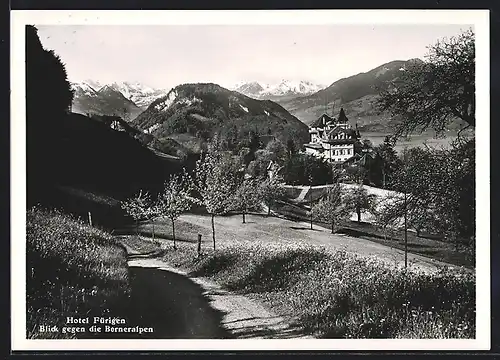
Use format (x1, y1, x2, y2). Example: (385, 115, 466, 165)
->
(326, 126, 358, 139)
(310, 113, 335, 128)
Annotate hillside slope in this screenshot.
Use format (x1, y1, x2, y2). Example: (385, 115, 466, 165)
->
(277, 59, 466, 135)
(132, 83, 310, 152)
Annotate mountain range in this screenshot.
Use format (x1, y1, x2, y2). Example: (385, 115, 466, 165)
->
(276, 59, 428, 131)
(70, 59, 467, 147)
(131, 83, 310, 155)
(70, 80, 168, 120)
(237, 61, 466, 135)
(232, 80, 325, 101)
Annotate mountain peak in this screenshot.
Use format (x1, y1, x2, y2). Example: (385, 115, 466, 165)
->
(233, 79, 326, 99)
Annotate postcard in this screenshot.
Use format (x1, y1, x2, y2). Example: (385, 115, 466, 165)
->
(11, 9, 490, 351)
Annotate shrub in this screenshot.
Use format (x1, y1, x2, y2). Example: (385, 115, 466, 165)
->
(162, 242, 475, 339)
(26, 206, 130, 339)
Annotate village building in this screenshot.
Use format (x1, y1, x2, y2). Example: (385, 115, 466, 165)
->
(303, 108, 361, 164)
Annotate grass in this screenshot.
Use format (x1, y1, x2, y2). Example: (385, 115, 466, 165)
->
(26, 206, 131, 339)
(126, 213, 475, 339)
(134, 236, 475, 339)
(273, 200, 474, 269)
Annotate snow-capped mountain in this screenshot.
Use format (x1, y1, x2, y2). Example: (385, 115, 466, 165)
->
(70, 81, 143, 120)
(71, 80, 168, 109)
(233, 80, 326, 100)
(109, 81, 169, 109)
(70, 80, 170, 120)
(71, 82, 98, 97)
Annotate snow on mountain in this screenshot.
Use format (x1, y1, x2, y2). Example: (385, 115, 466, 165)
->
(109, 81, 169, 109)
(82, 79, 103, 91)
(70, 79, 170, 114)
(233, 80, 326, 99)
(71, 82, 98, 97)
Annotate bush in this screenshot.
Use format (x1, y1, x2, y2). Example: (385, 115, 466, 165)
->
(162, 243, 475, 339)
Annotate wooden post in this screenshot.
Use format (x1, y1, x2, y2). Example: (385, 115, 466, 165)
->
(309, 186, 313, 230)
(197, 234, 202, 257)
(88, 212, 92, 227)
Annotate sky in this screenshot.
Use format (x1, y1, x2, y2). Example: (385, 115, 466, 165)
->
(36, 24, 471, 90)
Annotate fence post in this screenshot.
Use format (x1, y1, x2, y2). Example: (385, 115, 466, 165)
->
(88, 212, 92, 227)
(197, 234, 202, 257)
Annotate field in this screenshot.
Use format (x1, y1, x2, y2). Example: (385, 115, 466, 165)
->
(279, 184, 474, 268)
(126, 213, 475, 338)
(134, 213, 468, 273)
(26, 207, 131, 339)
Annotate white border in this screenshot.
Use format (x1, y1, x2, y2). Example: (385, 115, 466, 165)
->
(11, 9, 490, 352)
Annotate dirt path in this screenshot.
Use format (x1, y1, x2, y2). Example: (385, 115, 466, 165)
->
(122, 241, 313, 339)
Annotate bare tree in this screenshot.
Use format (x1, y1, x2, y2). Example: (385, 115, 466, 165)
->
(259, 175, 285, 217)
(230, 178, 263, 223)
(195, 139, 242, 250)
(311, 184, 350, 234)
(344, 185, 377, 224)
(158, 169, 198, 249)
(120, 190, 151, 237)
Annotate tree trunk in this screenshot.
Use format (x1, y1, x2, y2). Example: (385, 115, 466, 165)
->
(357, 207, 361, 223)
(171, 218, 176, 250)
(416, 228, 421, 237)
(211, 213, 216, 251)
(331, 220, 335, 234)
(242, 210, 246, 224)
(152, 219, 155, 241)
(136, 219, 139, 237)
(267, 203, 271, 217)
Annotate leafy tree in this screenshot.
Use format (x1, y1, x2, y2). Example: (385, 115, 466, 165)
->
(377, 29, 475, 138)
(344, 185, 377, 223)
(344, 164, 367, 184)
(158, 169, 197, 249)
(265, 139, 288, 164)
(286, 138, 297, 156)
(374, 136, 403, 188)
(26, 25, 74, 124)
(120, 190, 152, 236)
(283, 153, 334, 185)
(26, 25, 74, 192)
(259, 175, 286, 217)
(390, 139, 475, 246)
(230, 178, 263, 223)
(195, 139, 243, 249)
(372, 195, 402, 241)
(247, 149, 273, 179)
(312, 183, 350, 233)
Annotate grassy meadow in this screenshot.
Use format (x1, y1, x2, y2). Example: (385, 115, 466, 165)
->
(26, 206, 131, 339)
(123, 214, 475, 339)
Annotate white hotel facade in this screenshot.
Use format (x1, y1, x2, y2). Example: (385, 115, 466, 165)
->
(303, 110, 361, 164)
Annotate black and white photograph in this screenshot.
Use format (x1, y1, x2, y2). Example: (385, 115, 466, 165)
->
(11, 10, 490, 351)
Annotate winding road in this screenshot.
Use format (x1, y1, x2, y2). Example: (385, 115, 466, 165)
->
(122, 243, 313, 339)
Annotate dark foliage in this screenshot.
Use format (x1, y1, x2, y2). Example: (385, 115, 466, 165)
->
(377, 29, 475, 138)
(282, 153, 334, 186)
